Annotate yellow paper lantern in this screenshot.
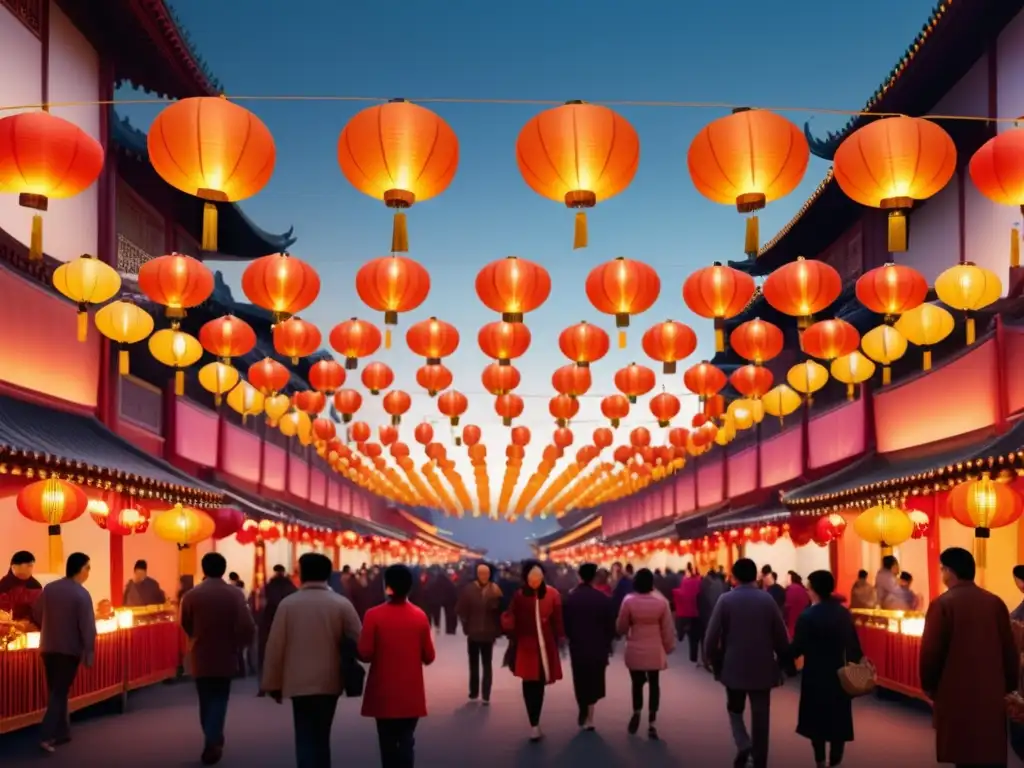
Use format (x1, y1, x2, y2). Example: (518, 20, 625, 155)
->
(715, 415, 736, 446)
(861, 324, 907, 385)
(93, 300, 154, 375)
(279, 409, 312, 440)
(226, 380, 265, 422)
(52, 254, 122, 342)
(148, 328, 202, 396)
(727, 398, 759, 430)
(853, 504, 914, 547)
(152, 504, 215, 576)
(933, 262, 1002, 345)
(264, 393, 290, 426)
(762, 384, 801, 424)
(830, 351, 876, 400)
(198, 361, 239, 406)
(894, 303, 955, 371)
(786, 360, 829, 401)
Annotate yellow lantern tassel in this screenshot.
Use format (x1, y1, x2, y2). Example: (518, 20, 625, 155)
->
(385, 328, 392, 349)
(202, 202, 218, 252)
(882, 365, 891, 386)
(744, 215, 759, 257)
(966, 316, 976, 345)
(573, 211, 588, 250)
(30, 214, 43, 261)
(48, 527, 63, 574)
(175, 370, 185, 396)
(618, 330, 626, 349)
(118, 349, 130, 376)
(887, 211, 908, 252)
(1012, 226, 1020, 269)
(391, 212, 409, 253)
(846, 383, 854, 400)
(76, 311, 88, 342)
(975, 536, 987, 570)
(291, 356, 299, 365)
(714, 320, 725, 353)
(922, 349, 932, 371)
(178, 543, 197, 577)
(214, 393, 223, 407)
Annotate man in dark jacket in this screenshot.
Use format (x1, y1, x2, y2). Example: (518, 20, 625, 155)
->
(435, 570, 460, 635)
(258, 565, 297, 679)
(455, 562, 502, 703)
(123, 560, 166, 607)
(697, 570, 727, 670)
(563, 562, 616, 730)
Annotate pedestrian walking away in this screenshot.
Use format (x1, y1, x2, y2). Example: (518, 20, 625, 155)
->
(562, 562, 616, 731)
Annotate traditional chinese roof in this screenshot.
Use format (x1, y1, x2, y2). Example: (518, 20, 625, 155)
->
(535, 513, 601, 549)
(705, 502, 790, 534)
(612, 519, 677, 546)
(0, 394, 221, 507)
(112, 111, 296, 260)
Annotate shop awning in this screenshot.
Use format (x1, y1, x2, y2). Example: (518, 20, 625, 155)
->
(533, 513, 599, 547)
(604, 516, 678, 545)
(783, 419, 1024, 514)
(0, 394, 220, 506)
(674, 502, 730, 541)
(706, 502, 791, 533)
(543, 516, 603, 552)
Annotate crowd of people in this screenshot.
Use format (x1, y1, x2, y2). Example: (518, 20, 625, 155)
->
(5, 545, 1024, 767)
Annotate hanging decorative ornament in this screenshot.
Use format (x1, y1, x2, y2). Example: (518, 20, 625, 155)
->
(861, 324, 907, 385)
(361, 361, 394, 395)
(94, 300, 154, 375)
(761, 384, 802, 425)
(683, 361, 727, 404)
(683, 262, 758, 353)
(333, 389, 362, 423)
(614, 363, 656, 404)
(641, 320, 697, 374)
(801, 319, 860, 362)
(549, 394, 580, 427)
(762, 256, 842, 329)
(248, 357, 290, 396)
(558, 321, 610, 368)
(482, 362, 520, 396)
(416, 363, 453, 397)
(478, 320, 531, 366)
(226, 381, 265, 423)
(148, 327, 202, 396)
(329, 317, 382, 370)
(786, 360, 829, 404)
(437, 390, 468, 427)
(551, 364, 592, 400)
(855, 263, 928, 323)
(853, 505, 914, 548)
(687, 108, 809, 257)
(969, 129, 1024, 268)
(272, 317, 321, 365)
(730, 318, 784, 365)
(833, 116, 956, 253)
(148, 96, 275, 253)
(593, 427, 614, 449)
(933, 262, 1002, 345)
(337, 99, 458, 253)
(553, 427, 574, 450)
(462, 424, 482, 446)
(406, 317, 460, 364)
(730, 364, 773, 399)
(586, 257, 661, 348)
(241, 252, 320, 324)
(894, 303, 955, 371)
(476, 256, 551, 323)
(308, 360, 346, 395)
(0, 111, 104, 261)
(51, 254, 122, 342)
(601, 394, 630, 428)
(414, 422, 434, 445)
(198, 361, 240, 406)
(349, 421, 372, 444)
(355, 255, 430, 348)
(649, 392, 681, 428)
(510, 426, 532, 447)
(199, 315, 257, 365)
(137, 253, 214, 322)
(515, 100, 639, 249)
(495, 393, 525, 427)
(382, 390, 412, 426)
(293, 390, 326, 416)
(830, 351, 876, 400)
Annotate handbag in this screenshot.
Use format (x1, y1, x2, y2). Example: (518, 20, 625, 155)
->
(340, 635, 365, 697)
(837, 655, 877, 697)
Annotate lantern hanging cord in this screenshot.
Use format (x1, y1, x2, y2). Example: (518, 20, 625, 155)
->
(0, 94, 1016, 124)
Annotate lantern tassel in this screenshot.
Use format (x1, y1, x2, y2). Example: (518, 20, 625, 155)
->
(76, 311, 88, 343)
(392, 212, 409, 253)
(47, 526, 63, 574)
(966, 316, 976, 345)
(573, 211, 588, 250)
(887, 211, 908, 253)
(118, 349, 129, 376)
(175, 370, 185, 396)
(975, 536, 988, 570)
(922, 349, 932, 371)
(30, 214, 43, 261)
(1012, 226, 1020, 269)
(744, 215, 759, 257)
(178, 543, 196, 577)
(618, 330, 626, 349)
(202, 202, 218, 252)
(714, 321, 725, 353)
(882, 365, 891, 386)
(385, 328, 392, 349)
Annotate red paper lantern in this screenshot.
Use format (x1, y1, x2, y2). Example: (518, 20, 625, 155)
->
(382, 390, 412, 425)
(478, 320, 532, 365)
(210, 507, 245, 540)
(416, 363, 453, 397)
(801, 319, 860, 361)
(614, 363, 656, 404)
(475, 256, 551, 322)
(356, 255, 431, 347)
(630, 427, 651, 448)
(762, 257, 842, 328)
(138, 253, 215, 319)
(313, 418, 337, 443)
(293, 390, 326, 415)
(730, 318, 784, 364)
(333, 389, 362, 423)
(551, 364, 592, 399)
(329, 317, 382, 370)
(308, 360, 346, 394)
(378, 424, 398, 446)
(668, 427, 689, 449)
(241, 253, 320, 323)
(641, 320, 697, 374)
(482, 363, 520, 395)
(649, 392, 681, 427)
(390, 442, 411, 460)
(406, 317, 460, 363)
(553, 427, 574, 449)
(350, 421, 372, 443)
(549, 394, 579, 427)
(855, 263, 929, 321)
(613, 445, 634, 465)
(272, 317, 322, 364)
(462, 424, 482, 447)
(600, 394, 630, 428)
(684, 362, 727, 402)
(683, 262, 757, 352)
(248, 357, 290, 395)
(199, 315, 257, 361)
(495, 394, 525, 426)
(511, 426, 532, 446)
(361, 362, 394, 395)
(586, 257, 661, 348)
(558, 321, 610, 367)
(730, 364, 774, 399)
(593, 427, 614, 449)
(437, 390, 468, 426)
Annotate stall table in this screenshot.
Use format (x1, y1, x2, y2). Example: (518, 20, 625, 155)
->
(852, 609, 927, 702)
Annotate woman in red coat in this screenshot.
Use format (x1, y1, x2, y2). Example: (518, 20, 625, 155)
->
(359, 564, 436, 767)
(501, 561, 565, 741)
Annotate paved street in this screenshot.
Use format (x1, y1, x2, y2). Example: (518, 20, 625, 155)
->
(2, 631, 938, 766)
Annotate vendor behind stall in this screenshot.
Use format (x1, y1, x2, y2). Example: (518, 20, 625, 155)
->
(123, 560, 167, 608)
(0, 550, 42, 623)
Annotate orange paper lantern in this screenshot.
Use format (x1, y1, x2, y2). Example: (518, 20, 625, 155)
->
(462, 425, 482, 447)
(600, 394, 630, 428)
(683, 262, 757, 352)
(199, 315, 257, 362)
(333, 389, 362, 423)
(684, 362, 727, 402)
(730, 364, 774, 399)
(416, 363, 453, 397)
(970, 129, 1024, 267)
(406, 317, 459, 363)
(585, 257, 661, 348)
(329, 317, 382, 370)
(801, 319, 860, 361)
(308, 359, 346, 394)
(630, 427, 651, 449)
(355, 255, 430, 347)
(382, 390, 412, 426)
(241, 252, 320, 323)
(762, 256, 842, 329)
(549, 394, 580, 427)
(855, 263, 929, 321)
(649, 392, 681, 428)
(730, 318, 784, 364)
(414, 422, 434, 445)
(495, 394, 525, 427)
(272, 317, 322, 364)
(553, 427, 574, 449)
(511, 426, 532, 447)
(551, 364, 592, 399)
(293, 390, 326, 415)
(361, 362, 394, 395)
(248, 357, 290, 395)
(349, 421, 371, 443)
(475, 256, 551, 323)
(478, 321, 531, 365)
(482, 362, 520, 396)
(377, 424, 398, 446)
(593, 427, 614, 449)
(614, 363, 656, 404)
(641, 320, 697, 374)
(948, 474, 1024, 539)
(437, 390, 468, 426)
(138, 253, 215, 319)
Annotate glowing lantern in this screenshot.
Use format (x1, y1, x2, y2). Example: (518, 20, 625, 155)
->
(683, 361, 726, 403)
(688, 108, 809, 256)
(641, 320, 697, 374)
(728, 398, 763, 430)
(613, 445, 634, 465)
(907, 509, 930, 539)
(382, 390, 412, 426)
(333, 389, 362, 423)
(248, 357, 290, 395)
(668, 427, 689, 449)
(552, 364, 592, 399)
(614, 363, 656, 404)
(549, 394, 580, 427)
(933, 262, 1002, 345)
(762, 257, 842, 329)
(649, 392, 681, 427)
(730, 318, 784, 366)
(0, 112, 104, 260)
(273, 317, 321, 364)
(553, 427, 574, 450)
(834, 116, 956, 253)
(969, 129, 1024, 267)
(476, 256, 551, 323)
(329, 317, 381, 370)
(787, 360, 829, 402)
(585, 257, 661, 348)
(948, 474, 1024, 557)
(314, 418, 338, 443)
(241, 252, 320, 324)
(94, 300, 154, 375)
(199, 315, 257, 364)
(152, 504, 216, 575)
(51, 254, 122, 342)
(855, 263, 928, 322)
(860, 324, 907, 386)
(558, 321, 610, 368)
(337, 99, 458, 253)
(16, 478, 88, 569)
(438, 390, 468, 426)
(801, 319, 860, 362)
(390, 442, 410, 461)
(495, 394, 525, 426)
(209, 508, 245, 541)
(226, 381, 265, 422)
(516, 101, 639, 249)
(293, 390, 326, 415)
(361, 362, 394, 395)
(830, 351, 876, 400)
(355, 255, 430, 348)
(683, 262, 757, 352)
(417, 363, 453, 397)
(349, 421, 372, 443)
(462, 425, 482, 446)
(894, 303, 955, 371)
(730, 364, 773, 399)
(236, 519, 258, 545)
(198, 361, 240, 406)
(149, 328, 202, 396)
(406, 317, 459, 363)
(593, 427, 613, 449)
(601, 394, 630, 428)
(853, 505, 914, 548)
(259, 520, 283, 543)
(482, 363, 520, 396)
(414, 423, 434, 445)
(630, 427, 652, 448)
(279, 409, 312, 440)
(88, 499, 111, 529)
(308, 360, 346, 394)
(137, 253, 215, 320)
(264, 394, 290, 427)
(109, 506, 150, 537)
(478, 321, 531, 365)
(762, 385, 802, 424)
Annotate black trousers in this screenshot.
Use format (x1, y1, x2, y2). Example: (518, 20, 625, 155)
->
(629, 670, 660, 719)
(443, 604, 458, 635)
(427, 605, 441, 628)
(726, 688, 771, 768)
(675, 617, 702, 662)
(195, 677, 232, 749)
(522, 680, 545, 726)
(467, 640, 494, 700)
(376, 717, 418, 768)
(292, 694, 338, 768)
(812, 739, 845, 765)
(40, 653, 80, 743)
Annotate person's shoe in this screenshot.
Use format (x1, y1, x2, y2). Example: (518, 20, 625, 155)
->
(468, 693, 478, 701)
(482, 696, 490, 706)
(577, 708, 587, 728)
(627, 712, 641, 735)
(200, 744, 223, 765)
(648, 724, 659, 740)
(585, 705, 596, 731)
(529, 726, 543, 742)
(733, 747, 751, 768)
(39, 741, 55, 754)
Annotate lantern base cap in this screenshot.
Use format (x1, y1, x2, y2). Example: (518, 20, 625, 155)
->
(564, 190, 596, 209)
(19, 193, 48, 211)
(736, 192, 765, 214)
(384, 189, 415, 209)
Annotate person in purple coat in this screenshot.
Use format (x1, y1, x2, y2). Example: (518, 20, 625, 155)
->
(562, 563, 616, 731)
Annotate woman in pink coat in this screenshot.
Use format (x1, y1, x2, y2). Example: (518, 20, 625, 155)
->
(616, 568, 675, 739)
(784, 570, 811, 638)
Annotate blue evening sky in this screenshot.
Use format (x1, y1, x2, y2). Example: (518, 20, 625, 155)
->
(137, 0, 938, 559)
